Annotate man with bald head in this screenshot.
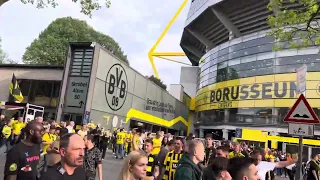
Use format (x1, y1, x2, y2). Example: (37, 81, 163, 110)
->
(35, 117, 43, 124)
(175, 140, 204, 180)
(4, 121, 43, 180)
(40, 133, 87, 180)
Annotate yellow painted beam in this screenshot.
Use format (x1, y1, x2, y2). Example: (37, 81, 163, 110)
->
(152, 52, 186, 56)
(124, 108, 188, 127)
(155, 56, 191, 66)
(148, 0, 189, 78)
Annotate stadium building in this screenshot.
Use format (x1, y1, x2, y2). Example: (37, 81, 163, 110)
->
(180, 0, 320, 140)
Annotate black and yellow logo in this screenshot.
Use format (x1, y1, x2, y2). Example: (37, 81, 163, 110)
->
(105, 64, 128, 111)
(9, 163, 17, 171)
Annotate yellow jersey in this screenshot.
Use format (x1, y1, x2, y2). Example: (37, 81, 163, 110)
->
(126, 133, 133, 143)
(42, 133, 55, 153)
(163, 151, 183, 180)
(151, 137, 161, 155)
(13, 122, 25, 135)
(2, 125, 11, 139)
(146, 154, 156, 179)
(116, 132, 126, 145)
(132, 135, 140, 151)
(229, 151, 245, 159)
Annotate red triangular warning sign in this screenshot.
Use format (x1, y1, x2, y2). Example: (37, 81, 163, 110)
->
(284, 94, 320, 124)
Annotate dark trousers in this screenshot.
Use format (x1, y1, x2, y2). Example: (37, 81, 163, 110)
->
(100, 144, 107, 159)
(286, 169, 294, 180)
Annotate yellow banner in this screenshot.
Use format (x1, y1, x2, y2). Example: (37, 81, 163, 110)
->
(196, 72, 320, 111)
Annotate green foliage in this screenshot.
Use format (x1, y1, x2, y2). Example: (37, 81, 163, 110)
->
(0, 0, 111, 17)
(23, 17, 128, 65)
(267, 0, 320, 50)
(0, 37, 17, 64)
(147, 75, 167, 90)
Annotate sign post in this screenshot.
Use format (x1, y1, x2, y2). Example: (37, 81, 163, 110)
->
(284, 65, 318, 180)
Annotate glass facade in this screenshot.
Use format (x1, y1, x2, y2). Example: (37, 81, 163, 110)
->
(19, 79, 61, 109)
(196, 32, 320, 126)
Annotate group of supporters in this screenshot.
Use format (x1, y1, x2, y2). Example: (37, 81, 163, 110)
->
(116, 132, 302, 180)
(3, 116, 320, 180)
(2, 116, 107, 180)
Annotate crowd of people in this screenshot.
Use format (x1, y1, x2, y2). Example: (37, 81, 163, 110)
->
(114, 131, 301, 180)
(1, 115, 319, 180)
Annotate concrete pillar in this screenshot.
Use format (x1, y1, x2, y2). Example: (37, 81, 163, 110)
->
(229, 31, 234, 40)
(308, 146, 312, 161)
(224, 109, 229, 123)
(222, 128, 229, 140)
(199, 128, 204, 138)
(282, 143, 286, 153)
(169, 84, 184, 101)
(211, 7, 241, 38)
(272, 108, 279, 124)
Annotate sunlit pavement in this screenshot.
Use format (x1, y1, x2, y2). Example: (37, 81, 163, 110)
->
(0, 148, 289, 180)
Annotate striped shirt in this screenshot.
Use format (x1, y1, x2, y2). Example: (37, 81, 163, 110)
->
(163, 151, 183, 180)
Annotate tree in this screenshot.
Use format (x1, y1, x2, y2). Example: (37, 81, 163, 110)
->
(23, 17, 128, 65)
(147, 75, 167, 90)
(0, 37, 17, 64)
(0, 0, 111, 17)
(267, 0, 320, 50)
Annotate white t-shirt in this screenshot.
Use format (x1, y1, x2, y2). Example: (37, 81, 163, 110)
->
(257, 161, 276, 180)
(66, 125, 73, 133)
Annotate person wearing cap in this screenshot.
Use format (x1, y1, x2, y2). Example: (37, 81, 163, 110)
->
(42, 125, 56, 153)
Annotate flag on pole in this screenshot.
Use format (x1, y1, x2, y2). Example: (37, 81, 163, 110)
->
(9, 73, 24, 103)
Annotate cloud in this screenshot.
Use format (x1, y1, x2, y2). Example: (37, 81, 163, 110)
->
(0, 0, 192, 87)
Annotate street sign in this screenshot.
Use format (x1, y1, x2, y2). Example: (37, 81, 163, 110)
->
(284, 94, 319, 124)
(65, 77, 89, 112)
(296, 65, 307, 94)
(83, 111, 90, 124)
(288, 123, 314, 137)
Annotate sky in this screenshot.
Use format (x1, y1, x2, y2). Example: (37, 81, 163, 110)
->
(0, 0, 192, 88)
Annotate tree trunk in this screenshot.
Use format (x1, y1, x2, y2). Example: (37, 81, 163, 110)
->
(0, 0, 10, 7)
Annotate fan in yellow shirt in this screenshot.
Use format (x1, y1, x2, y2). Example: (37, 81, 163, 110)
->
(42, 126, 56, 153)
(151, 131, 162, 155)
(115, 129, 126, 159)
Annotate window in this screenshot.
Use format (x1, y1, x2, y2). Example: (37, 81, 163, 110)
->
(208, 71, 217, 79)
(18, 79, 31, 100)
(307, 62, 320, 72)
(239, 66, 274, 78)
(209, 65, 217, 72)
(33, 80, 53, 106)
(217, 54, 228, 63)
(276, 64, 302, 73)
(228, 68, 239, 80)
(52, 81, 61, 98)
(216, 68, 228, 82)
(228, 58, 241, 66)
(240, 59, 274, 71)
(276, 54, 320, 66)
(218, 61, 228, 69)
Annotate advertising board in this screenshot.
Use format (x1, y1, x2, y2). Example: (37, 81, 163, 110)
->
(196, 72, 320, 111)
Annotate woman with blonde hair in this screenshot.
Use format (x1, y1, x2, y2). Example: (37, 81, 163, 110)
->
(118, 150, 148, 180)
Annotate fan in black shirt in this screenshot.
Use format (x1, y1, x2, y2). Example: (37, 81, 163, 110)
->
(40, 162, 87, 180)
(40, 133, 87, 180)
(4, 121, 43, 180)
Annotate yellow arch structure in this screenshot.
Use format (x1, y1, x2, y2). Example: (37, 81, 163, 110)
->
(148, 0, 190, 78)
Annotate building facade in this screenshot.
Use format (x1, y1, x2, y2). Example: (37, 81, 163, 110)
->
(0, 64, 63, 119)
(180, 0, 320, 139)
(56, 42, 191, 134)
